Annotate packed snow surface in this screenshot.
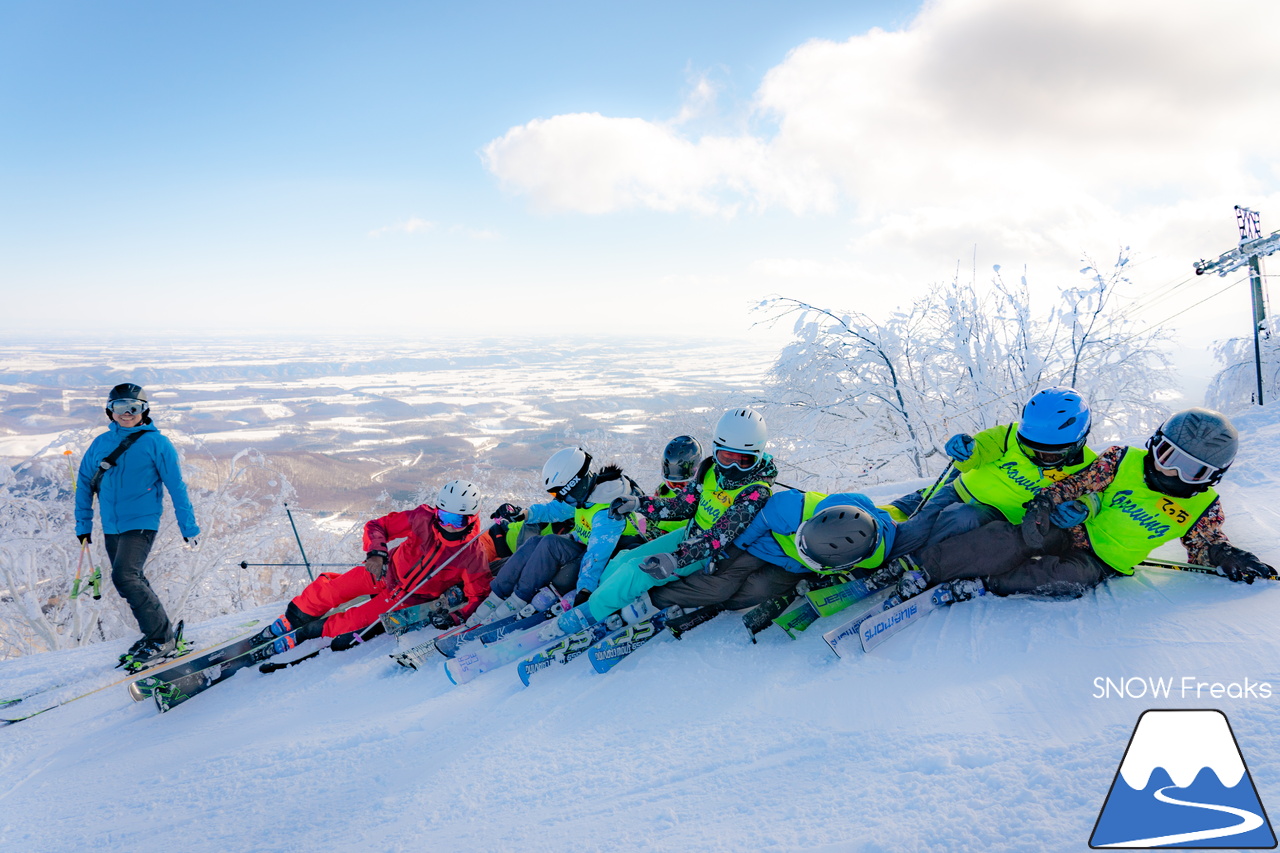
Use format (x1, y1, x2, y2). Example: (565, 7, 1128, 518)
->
(3, 410, 1279, 852)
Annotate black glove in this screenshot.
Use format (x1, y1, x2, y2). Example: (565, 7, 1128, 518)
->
(77, 533, 91, 545)
(490, 503, 526, 522)
(1209, 543, 1278, 584)
(573, 588, 592, 607)
(429, 609, 458, 630)
(1020, 494, 1055, 550)
(330, 632, 362, 652)
(609, 495, 640, 520)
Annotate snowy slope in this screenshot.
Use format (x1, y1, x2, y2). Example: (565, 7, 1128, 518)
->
(2, 416, 1279, 853)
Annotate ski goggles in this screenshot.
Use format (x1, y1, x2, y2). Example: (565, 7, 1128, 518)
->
(664, 478, 692, 491)
(437, 510, 467, 528)
(108, 399, 146, 416)
(713, 447, 761, 471)
(1150, 436, 1221, 484)
(1016, 436, 1079, 469)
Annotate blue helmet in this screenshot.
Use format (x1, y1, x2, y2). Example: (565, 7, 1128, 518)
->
(1017, 387, 1091, 468)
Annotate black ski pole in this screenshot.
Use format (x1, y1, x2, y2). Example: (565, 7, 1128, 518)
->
(284, 504, 315, 581)
(908, 461, 955, 520)
(239, 561, 350, 569)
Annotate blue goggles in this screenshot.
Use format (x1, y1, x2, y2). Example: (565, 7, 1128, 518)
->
(437, 510, 468, 528)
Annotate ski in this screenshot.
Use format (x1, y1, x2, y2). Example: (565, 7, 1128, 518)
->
(517, 621, 621, 686)
(806, 576, 881, 618)
(773, 597, 820, 639)
(859, 583, 986, 652)
(152, 652, 261, 712)
(587, 608, 682, 674)
(390, 621, 479, 671)
(379, 585, 468, 637)
(667, 606, 722, 639)
(127, 620, 265, 701)
(1, 682, 71, 708)
(858, 592, 937, 652)
(821, 587, 901, 659)
(445, 614, 622, 685)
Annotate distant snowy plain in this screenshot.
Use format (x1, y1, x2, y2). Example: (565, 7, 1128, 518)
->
(2, 347, 1279, 852)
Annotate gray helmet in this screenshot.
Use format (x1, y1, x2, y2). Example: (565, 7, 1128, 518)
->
(1148, 408, 1238, 487)
(795, 505, 879, 573)
(662, 435, 703, 484)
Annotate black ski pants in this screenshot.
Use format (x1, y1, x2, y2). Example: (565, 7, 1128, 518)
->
(914, 520, 1113, 598)
(650, 547, 805, 610)
(104, 529, 172, 642)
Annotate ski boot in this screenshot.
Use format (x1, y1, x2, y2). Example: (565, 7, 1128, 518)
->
(896, 568, 932, 599)
(117, 636, 149, 669)
(247, 614, 298, 661)
(931, 579, 986, 605)
(119, 622, 189, 673)
(869, 554, 923, 589)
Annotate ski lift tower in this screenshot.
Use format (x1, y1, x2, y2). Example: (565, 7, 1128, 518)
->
(1194, 206, 1280, 405)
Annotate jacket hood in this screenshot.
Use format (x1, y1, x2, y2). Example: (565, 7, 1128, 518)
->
(587, 464, 636, 505)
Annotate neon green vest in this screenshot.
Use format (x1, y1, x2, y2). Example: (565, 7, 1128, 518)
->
(1085, 449, 1217, 574)
(769, 492, 890, 573)
(572, 503, 639, 544)
(691, 467, 769, 532)
(956, 422, 1097, 523)
(505, 519, 555, 553)
(653, 483, 686, 532)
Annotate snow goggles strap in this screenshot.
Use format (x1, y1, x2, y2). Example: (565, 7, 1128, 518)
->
(714, 447, 761, 471)
(1150, 436, 1219, 484)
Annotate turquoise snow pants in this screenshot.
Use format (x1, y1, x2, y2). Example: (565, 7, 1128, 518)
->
(586, 527, 709, 621)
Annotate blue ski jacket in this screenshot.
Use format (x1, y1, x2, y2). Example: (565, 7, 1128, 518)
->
(735, 490, 897, 573)
(75, 422, 200, 538)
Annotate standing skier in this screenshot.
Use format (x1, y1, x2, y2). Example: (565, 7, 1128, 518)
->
(75, 384, 200, 671)
(466, 447, 646, 625)
(919, 386, 1098, 543)
(556, 408, 777, 632)
(893, 408, 1276, 601)
(252, 480, 494, 655)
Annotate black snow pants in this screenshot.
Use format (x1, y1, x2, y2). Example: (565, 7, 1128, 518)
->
(104, 529, 172, 642)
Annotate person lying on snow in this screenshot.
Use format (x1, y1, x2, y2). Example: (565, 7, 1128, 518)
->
(884, 407, 1277, 603)
(251, 479, 495, 656)
(464, 447, 648, 627)
(554, 407, 778, 633)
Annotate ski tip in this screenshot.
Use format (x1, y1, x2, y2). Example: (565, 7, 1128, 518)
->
(518, 666, 532, 687)
(444, 663, 460, 685)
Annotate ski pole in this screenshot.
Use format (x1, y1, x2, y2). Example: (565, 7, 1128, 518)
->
(283, 504, 315, 581)
(238, 561, 351, 569)
(259, 534, 487, 673)
(1140, 556, 1280, 582)
(907, 461, 955, 520)
(64, 449, 77, 496)
(70, 542, 89, 600)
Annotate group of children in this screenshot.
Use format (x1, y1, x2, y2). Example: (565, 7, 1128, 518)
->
(74, 381, 1275, 673)
(242, 389, 1276, 666)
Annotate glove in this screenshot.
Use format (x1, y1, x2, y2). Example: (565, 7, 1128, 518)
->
(639, 552, 679, 581)
(609, 494, 640, 520)
(1209, 543, 1278, 584)
(945, 434, 976, 462)
(1049, 499, 1089, 529)
(77, 533, 91, 545)
(430, 609, 459, 629)
(183, 537, 201, 551)
(364, 552, 387, 582)
(490, 503, 526, 522)
(330, 632, 362, 652)
(1020, 494, 1055, 550)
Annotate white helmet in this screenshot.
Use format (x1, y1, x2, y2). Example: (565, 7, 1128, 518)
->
(542, 447, 591, 492)
(436, 479, 481, 515)
(713, 408, 767, 452)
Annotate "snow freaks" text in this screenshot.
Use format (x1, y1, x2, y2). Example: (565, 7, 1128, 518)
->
(1092, 676, 1273, 699)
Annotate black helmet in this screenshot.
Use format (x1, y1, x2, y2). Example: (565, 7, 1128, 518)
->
(795, 505, 880, 573)
(1145, 408, 1238, 493)
(662, 435, 703, 485)
(105, 383, 150, 421)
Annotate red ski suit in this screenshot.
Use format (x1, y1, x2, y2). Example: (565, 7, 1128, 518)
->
(291, 505, 495, 637)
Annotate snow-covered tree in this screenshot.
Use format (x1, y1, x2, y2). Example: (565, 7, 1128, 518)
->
(757, 251, 1174, 485)
(1205, 316, 1279, 413)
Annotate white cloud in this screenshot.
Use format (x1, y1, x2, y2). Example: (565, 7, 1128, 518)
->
(482, 0, 1280, 258)
(368, 217, 436, 237)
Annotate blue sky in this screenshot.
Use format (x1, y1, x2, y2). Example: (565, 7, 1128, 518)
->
(2, 0, 1277, 394)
